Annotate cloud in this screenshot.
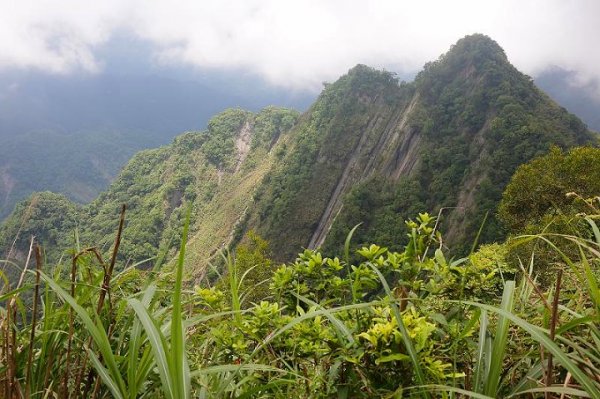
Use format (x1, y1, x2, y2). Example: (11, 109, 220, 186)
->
(0, 0, 599, 92)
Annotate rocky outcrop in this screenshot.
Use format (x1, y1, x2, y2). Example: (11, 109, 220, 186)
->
(234, 121, 253, 172)
(308, 92, 422, 249)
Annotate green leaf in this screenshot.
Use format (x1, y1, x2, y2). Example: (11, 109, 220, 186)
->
(484, 281, 515, 395)
(40, 271, 127, 397)
(170, 204, 192, 399)
(375, 353, 410, 364)
(344, 223, 362, 265)
(87, 347, 125, 399)
(473, 309, 491, 393)
(463, 299, 600, 398)
(367, 264, 430, 399)
(128, 298, 175, 399)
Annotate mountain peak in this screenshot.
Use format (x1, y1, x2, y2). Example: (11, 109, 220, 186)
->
(417, 34, 509, 84)
(448, 34, 507, 62)
(324, 64, 399, 97)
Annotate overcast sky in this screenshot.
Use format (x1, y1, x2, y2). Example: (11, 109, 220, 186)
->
(0, 0, 598, 93)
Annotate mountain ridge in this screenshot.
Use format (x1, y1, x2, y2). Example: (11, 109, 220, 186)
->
(246, 34, 593, 260)
(1, 34, 596, 276)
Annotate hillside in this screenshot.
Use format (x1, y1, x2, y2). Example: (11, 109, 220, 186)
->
(0, 71, 313, 219)
(246, 34, 594, 259)
(1, 34, 596, 275)
(0, 126, 166, 220)
(0, 107, 299, 270)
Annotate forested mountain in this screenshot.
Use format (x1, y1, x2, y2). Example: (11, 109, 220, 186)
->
(1, 39, 597, 225)
(0, 107, 299, 269)
(1, 34, 596, 275)
(247, 34, 594, 259)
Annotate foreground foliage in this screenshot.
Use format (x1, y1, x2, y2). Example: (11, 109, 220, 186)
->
(0, 198, 599, 397)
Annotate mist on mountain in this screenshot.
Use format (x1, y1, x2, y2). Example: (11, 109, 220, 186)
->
(0, 35, 315, 218)
(535, 66, 600, 132)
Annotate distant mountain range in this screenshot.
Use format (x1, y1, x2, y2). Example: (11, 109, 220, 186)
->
(1, 34, 596, 274)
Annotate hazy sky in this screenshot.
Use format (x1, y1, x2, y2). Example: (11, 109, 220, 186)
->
(0, 0, 598, 92)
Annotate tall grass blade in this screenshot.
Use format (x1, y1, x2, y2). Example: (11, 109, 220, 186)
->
(127, 285, 156, 399)
(585, 216, 600, 245)
(24, 245, 43, 398)
(226, 250, 242, 325)
(463, 300, 600, 398)
(508, 386, 591, 398)
(40, 271, 127, 397)
(579, 245, 600, 309)
(86, 348, 124, 399)
(344, 223, 361, 265)
(128, 298, 174, 398)
(470, 211, 489, 254)
(170, 205, 192, 399)
(508, 363, 544, 395)
(472, 309, 490, 392)
(484, 280, 515, 395)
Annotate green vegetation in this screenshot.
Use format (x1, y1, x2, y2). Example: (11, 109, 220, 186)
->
(249, 65, 415, 260)
(251, 106, 299, 150)
(202, 109, 252, 168)
(2, 33, 599, 397)
(0, 192, 79, 270)
(247, 34, 594, 261)
(497, 146, 600, 281)
(0, 107, 299, 270)
(2, 197, 600, 397)
(323, 177, 426, 255)
(0, 127, 167, 220)
(419, 35, 591, 247)
(499, 146, 600, 234)
(2, 34, 594, 271)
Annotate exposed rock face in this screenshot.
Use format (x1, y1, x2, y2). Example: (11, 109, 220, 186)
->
(307, 92, 422, 249)
(0, 107, 300, 270)
(234, 121, 253, 172)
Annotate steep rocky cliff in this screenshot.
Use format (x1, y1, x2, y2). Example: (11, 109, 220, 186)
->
(246, 34, 594, 259)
